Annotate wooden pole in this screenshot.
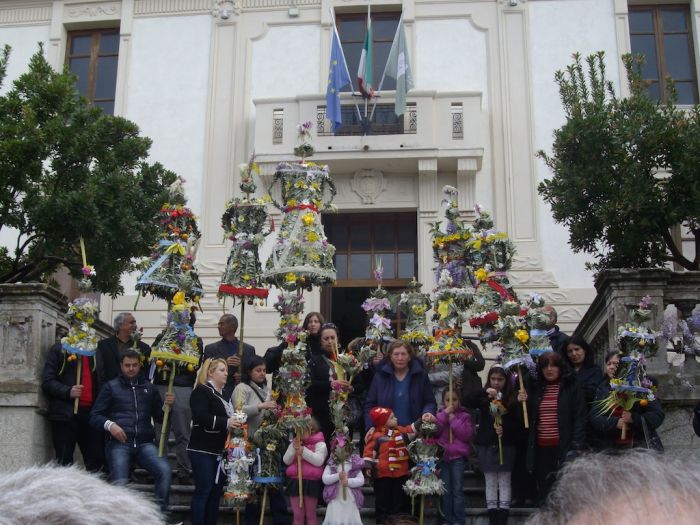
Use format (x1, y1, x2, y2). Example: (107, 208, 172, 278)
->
(73, 357, 82, 415)
(340, 461, 347, 500)
(239, 300, 246, 381)
(158, 364, 176, 456)
(258, 486, 268, 525)
(518, 365, 529, 429)
(236, 509, 240, 525)
(419, 494, 425, 525)
(621, 422, 628, 440)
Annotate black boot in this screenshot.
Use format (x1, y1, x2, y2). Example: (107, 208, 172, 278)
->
(488, 508, 499, 525)
(497, 508, 510, 525)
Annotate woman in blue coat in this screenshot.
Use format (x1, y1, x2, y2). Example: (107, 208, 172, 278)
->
(363, 340, 437, 429)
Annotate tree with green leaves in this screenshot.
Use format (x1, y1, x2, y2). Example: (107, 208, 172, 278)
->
(0, 44, 178, 295)
(538, 51, 700, 271)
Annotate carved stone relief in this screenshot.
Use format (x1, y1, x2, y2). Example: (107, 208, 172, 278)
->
(0, 315, 32, 369)
(350, 169, 387, 205)
(66, 2, 120, 20)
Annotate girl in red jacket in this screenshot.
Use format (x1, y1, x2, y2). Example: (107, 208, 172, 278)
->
(436, 388, 474, 525)
(283, 418, 328, 525)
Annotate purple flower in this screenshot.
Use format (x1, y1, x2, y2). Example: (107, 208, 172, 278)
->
(370, 314, 391, 329)
(362, 297, 390, 312)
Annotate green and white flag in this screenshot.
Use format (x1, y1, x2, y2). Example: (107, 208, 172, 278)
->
(357, 6, 373, 98)
(383, 18, 413, 116)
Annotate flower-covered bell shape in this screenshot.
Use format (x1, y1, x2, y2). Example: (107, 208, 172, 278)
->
(263, 162, 337, 290)
(219, 158, 271, 301)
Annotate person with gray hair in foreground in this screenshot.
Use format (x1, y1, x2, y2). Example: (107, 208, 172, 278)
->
(526, 449, 700, 525)
(0, 465, 164, 525)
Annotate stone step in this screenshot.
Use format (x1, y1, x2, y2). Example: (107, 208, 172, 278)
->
(163, 504, 536, 525)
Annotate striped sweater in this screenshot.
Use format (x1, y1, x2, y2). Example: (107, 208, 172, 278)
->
(537, 382, 560, 447)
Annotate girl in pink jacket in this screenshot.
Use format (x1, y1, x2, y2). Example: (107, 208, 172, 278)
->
(436, 388, 474, 525)
(283, 418, 328, 525)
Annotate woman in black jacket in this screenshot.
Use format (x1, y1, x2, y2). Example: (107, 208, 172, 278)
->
(519, 351, 586, 503)
(589, 351, 665, 451)
(187, 358, 240, 525)
(264, 311, 324, 374)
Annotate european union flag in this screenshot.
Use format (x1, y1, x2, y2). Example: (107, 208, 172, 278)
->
(326, 28, 351, 133)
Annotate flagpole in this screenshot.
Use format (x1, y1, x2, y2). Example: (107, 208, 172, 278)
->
(369, 13, 402, 121)
(328, 7, 363, 122)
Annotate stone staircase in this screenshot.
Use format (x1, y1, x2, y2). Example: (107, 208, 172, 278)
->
(131, 443, 536, 525)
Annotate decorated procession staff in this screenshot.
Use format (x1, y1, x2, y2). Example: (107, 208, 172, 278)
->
(399, 278, 434, 360)
(327, 337, 370, 502)
(263, 121, 338, 509)
(466, 205, 517, 345)
(223, 407, 256, 525)
(218, 154, 272, 380)
(152, 290, 201, 456)
(427, 186, 474, 441)
(595, 296, 659, 440)
(252, 407, 286, 525)
(361, 258, 394, 356)
(403, 421, 445, 525)
(135, 177, 203, 306)
(61, 237, 98, 415)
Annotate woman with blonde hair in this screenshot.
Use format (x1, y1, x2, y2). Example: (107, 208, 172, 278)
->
(187, 358, 241, 525)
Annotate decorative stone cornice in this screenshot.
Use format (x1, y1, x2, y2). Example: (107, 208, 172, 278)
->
(0, 4, 51, 26)
(134, 0, 212, 16)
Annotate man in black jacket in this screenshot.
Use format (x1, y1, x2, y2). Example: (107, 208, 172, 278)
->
(203, 313, 256, 399)
(542, 306, 569, 355)
(90, 350, 174, 513)
(41, 342, 104, 471)
(98, 312, 151, 383)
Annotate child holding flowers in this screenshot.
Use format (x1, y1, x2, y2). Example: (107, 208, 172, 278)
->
(464, 365, 522, 525)
(283, 417, 328, 525)
(436, 388, 473, 525)
(322, 439, 365, 525)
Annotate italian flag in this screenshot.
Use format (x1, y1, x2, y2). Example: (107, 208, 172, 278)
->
(357, 7, 373, 98)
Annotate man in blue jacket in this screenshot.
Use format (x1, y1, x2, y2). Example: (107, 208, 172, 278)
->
(90, 349, 175, 514)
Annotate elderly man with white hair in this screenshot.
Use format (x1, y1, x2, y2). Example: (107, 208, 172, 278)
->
(526, 450, 700, 525)
(98, 312, 151, 383)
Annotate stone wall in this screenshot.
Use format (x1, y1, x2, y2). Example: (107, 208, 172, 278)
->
(0, 284, 110, 471)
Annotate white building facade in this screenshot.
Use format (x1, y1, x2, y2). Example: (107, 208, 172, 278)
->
(0, 0, 695, 352)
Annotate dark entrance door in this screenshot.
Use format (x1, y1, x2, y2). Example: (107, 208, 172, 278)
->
(321, 212, 418, 348)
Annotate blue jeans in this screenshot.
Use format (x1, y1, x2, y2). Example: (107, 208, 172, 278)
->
(108, 441, 171, 512)
(440, 457, 465, 525)
(189, 450, 225, 525)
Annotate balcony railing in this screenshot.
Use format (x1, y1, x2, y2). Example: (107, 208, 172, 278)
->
(316, 103, 417, 136)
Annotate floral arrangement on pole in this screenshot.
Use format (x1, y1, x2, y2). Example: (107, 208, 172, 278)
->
(264, 122, 338, 508)
(466, 205, 517, 344)
(361, 258, 394, 351)
(596, 296, 659, 440)
(136, 177, 203, 304)
(489, 392, 507, 465)
(427, 187, 475, 440)
(399, 278, 434, 358)
(61, 237, 99, 415)
(219, 154, 271, 305)
(152, 290, 201, 455)
(262, 122, 337, 291)
(252, 405, 286, 525)
(403, 421, 445, 525)
(224, 408, 256, 519)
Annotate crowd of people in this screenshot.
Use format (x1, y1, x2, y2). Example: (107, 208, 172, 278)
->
(40, 307, 694, 525)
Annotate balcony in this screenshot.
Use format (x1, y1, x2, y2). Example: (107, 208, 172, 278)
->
(252, 90, 485, 172)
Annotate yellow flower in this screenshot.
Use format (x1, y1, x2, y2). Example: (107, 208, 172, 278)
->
(412, 305, 426, 316)
(302, 213, 315, 226)
(285, 273, 297, 283)
(310, 182, 320, 190)
(437, 299, 452, 319)
(242, 274, 251, 281)
(475, 268, 489, 282)
(307, 231, 319, 242)
(472, 239, 483, 250)
(514, 329, 529, 344)
(266, 443, 277, 451)
(294, 181, 307, 189)
(287, 198, 298, 207)
(172, 290, 185, 305)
